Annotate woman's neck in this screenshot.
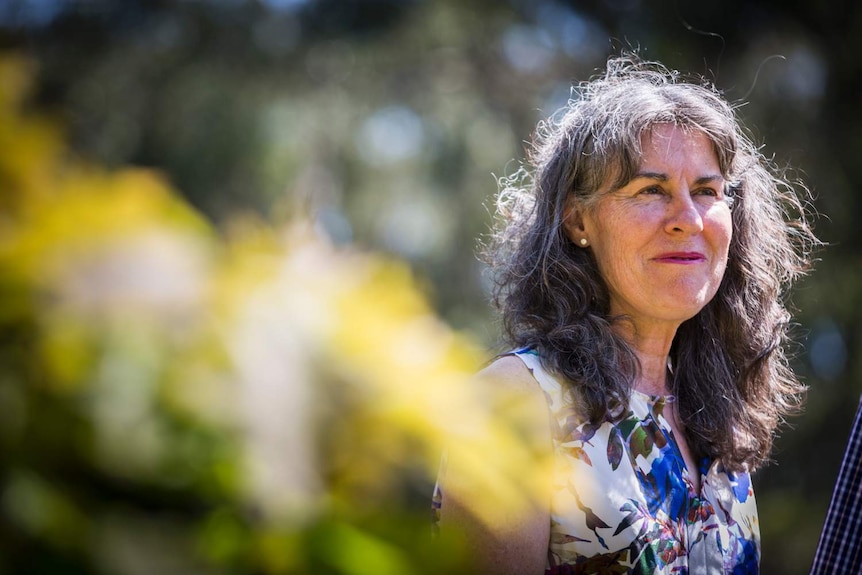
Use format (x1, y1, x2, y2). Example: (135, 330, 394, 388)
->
(634, 351, 671, 396)
(613, 320, 677, 396)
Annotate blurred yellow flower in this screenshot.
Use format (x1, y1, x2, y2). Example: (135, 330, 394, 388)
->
(0, 52, 551, 575)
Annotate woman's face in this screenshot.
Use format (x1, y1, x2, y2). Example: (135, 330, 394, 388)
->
(573, 124, 733, 333)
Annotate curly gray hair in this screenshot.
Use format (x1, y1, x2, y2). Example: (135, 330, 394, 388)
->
(487, 54, 819, 471)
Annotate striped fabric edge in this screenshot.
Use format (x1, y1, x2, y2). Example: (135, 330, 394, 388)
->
(810, 395, 862, 575)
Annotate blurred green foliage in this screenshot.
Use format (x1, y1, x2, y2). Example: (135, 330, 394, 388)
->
(0, 52, 486, 574)
(1, 0, 861, 573)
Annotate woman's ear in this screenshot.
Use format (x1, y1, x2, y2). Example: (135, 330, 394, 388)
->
(562, 201, 589, 247)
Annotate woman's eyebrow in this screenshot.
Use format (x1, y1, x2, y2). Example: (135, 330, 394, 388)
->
(695, 175, 724, 185)
(631, 172, 723, 185)
(631, 171, 668, 181)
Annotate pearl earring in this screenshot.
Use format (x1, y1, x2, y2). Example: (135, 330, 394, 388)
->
(579, 238, 588, 246)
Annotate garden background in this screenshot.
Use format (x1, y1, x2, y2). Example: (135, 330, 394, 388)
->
(1, 1, 860, 573)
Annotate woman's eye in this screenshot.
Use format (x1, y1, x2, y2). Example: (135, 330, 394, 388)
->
(694, 187, 720, 197)
(639, 186, 663, 196)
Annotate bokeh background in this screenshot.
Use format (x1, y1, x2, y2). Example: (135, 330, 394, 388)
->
(1, 0, 860, 573)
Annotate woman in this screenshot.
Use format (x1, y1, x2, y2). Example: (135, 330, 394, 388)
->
(434, 55, 818, 574)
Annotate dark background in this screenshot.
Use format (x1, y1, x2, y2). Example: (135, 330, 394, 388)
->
(1, 0, 860, 573)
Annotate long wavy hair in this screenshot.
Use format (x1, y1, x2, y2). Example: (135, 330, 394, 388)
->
(487, 55, 819, 471)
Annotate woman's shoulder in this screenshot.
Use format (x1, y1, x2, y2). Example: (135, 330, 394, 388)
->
(478, 351, 561, 403)
(481, 351, 587, 423)
(479, 353, 537, 387)
(473, 354, 549, 416)
(437, 353, 554, 575)
(481, 349, 555, 386)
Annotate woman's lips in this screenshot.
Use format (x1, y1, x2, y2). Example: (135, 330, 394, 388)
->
(653, 252, 706, 264)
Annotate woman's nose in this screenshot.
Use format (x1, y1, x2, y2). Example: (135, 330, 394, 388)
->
(664, 193, 704, 234)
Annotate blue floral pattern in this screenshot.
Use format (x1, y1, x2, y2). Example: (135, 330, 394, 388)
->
(515, 349, 760, 574)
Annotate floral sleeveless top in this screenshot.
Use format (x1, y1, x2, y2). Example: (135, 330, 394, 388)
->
(434, 349, 761, 574)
